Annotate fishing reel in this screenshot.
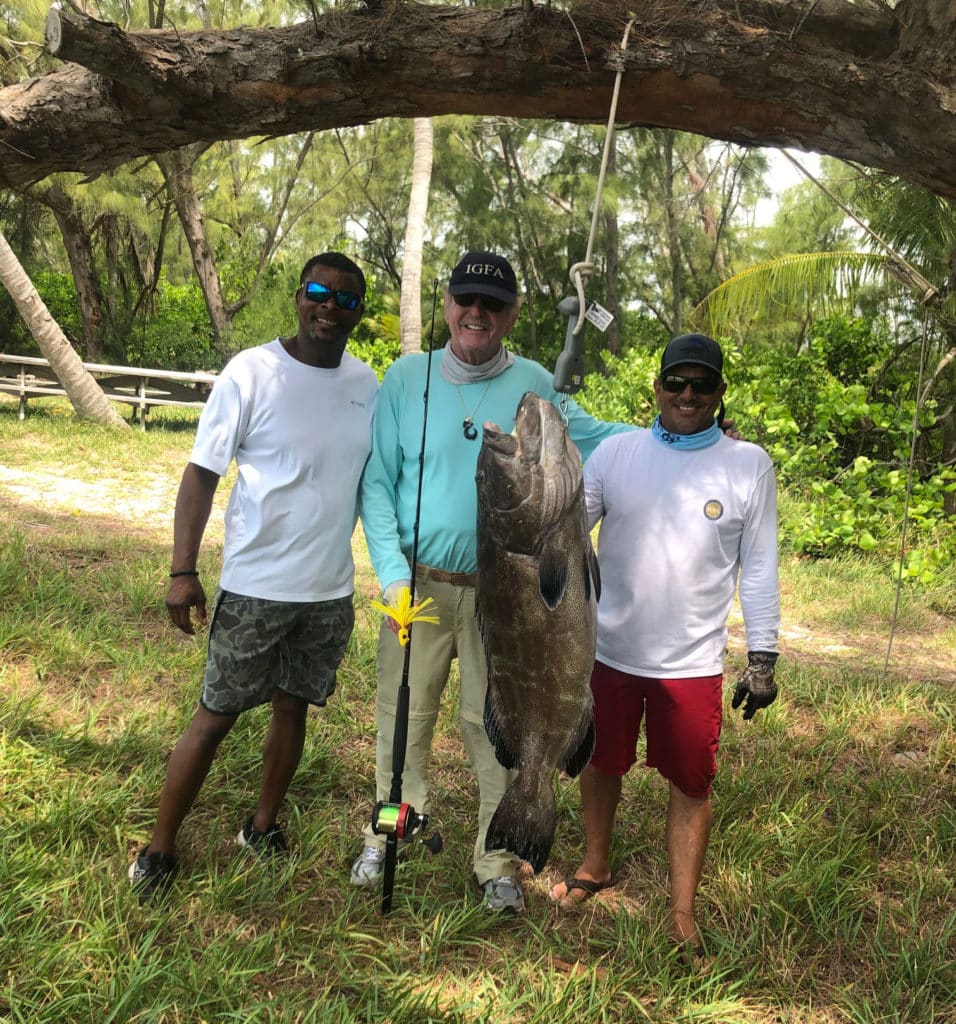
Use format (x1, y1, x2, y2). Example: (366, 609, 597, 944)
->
(371, 801, 443, 854)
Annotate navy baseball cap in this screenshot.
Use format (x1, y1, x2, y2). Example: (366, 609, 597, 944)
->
(448, 251, 518, 303)
(660, 333, 723, 376)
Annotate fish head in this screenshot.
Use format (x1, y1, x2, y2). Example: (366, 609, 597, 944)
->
(476, 393, 582, 551)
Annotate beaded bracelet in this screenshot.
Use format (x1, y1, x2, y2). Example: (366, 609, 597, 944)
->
(169, 570, 200, 578)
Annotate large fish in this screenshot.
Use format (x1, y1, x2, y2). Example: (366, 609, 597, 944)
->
(475, 391, 599, 873)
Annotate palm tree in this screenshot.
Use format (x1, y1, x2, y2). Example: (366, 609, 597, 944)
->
(692, 164, 955, 509)
(399, 118, 434, 354)
(0, 228, 129, 428)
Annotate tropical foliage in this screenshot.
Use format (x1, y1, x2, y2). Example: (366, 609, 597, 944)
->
(0, 4, 953, 583)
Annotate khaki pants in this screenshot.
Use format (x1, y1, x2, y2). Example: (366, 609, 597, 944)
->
(362, 572, 520, 883)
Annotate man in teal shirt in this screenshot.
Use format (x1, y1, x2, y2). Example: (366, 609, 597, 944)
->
(351, 251, 627, 910)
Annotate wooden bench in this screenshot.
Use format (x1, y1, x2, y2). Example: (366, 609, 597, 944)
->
(0, 354, 218, 430)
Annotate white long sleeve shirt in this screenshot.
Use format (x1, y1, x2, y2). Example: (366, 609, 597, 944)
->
(584, 429, 779, 678)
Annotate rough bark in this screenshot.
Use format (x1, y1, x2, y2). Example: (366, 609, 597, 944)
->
(36, 184, 109, 362)
(155, 147, 231, 353)
(0, 1, 952, 196)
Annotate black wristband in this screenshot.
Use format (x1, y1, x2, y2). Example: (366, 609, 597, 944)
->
(169, 570, 200, 578)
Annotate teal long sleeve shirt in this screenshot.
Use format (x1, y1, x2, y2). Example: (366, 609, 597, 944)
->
(359, 348, 630, 592)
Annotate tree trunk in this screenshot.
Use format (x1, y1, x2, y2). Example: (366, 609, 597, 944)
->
(662, 132, 682, 337)
(156, 147, 231, 354)
(0, 229, 130, 429)
(399, 118, 433, 355)
(38, 185, 109, 362)
(1, 3, 952, 196)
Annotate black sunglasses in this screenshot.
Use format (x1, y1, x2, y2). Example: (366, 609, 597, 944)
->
(302, 281, 362, 311)
(661, 373, 721, 395)
(451, 292, 508, 313)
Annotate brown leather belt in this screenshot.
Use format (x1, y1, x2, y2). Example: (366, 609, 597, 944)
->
(416, 563, 477, 587)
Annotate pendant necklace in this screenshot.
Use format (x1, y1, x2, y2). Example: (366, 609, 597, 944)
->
(456, 381, 493, 441)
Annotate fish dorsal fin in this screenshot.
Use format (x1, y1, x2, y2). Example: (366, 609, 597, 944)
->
(539, 540, 568, 610)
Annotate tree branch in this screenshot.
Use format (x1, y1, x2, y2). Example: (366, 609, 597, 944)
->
(0, 2, 952, 195)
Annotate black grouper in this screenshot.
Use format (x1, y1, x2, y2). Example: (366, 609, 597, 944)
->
(475, 391, 599, 873)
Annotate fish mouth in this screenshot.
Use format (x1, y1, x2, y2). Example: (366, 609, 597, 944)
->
(481, 423, 519, 457)
(481, 393, 547, 463)
(514, 392, 569, 464)
(480, 393, 569, 466)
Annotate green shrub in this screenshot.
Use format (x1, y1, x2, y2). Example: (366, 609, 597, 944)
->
(578, 347, 657, 425)
(127, 279, 215, 371)
(572, 314, 954, 585)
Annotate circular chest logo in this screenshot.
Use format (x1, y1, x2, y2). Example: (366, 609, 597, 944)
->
(703, 499, 724, 521)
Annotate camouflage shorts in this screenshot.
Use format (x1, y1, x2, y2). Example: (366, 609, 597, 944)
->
(200, 590, 355, 715)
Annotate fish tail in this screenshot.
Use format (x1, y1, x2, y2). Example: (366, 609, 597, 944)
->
(485, 773, 557, 874)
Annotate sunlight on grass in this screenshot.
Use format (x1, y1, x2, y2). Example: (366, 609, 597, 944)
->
(1, 406, 954, 1023)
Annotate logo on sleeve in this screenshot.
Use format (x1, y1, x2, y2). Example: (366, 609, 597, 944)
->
(703, 499, 723, 521)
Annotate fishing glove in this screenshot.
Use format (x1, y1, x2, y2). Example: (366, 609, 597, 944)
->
(383, 579, 412, 606)
(731, 651, 779, 721)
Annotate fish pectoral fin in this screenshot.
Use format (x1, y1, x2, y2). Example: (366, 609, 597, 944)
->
(483, 688, 518, 771)
(561, 716, 596, 779)
(538, 543, 568, 610)
(586, 544, 601, 603)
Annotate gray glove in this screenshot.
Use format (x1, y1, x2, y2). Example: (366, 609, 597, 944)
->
(731, 651, 778, 720)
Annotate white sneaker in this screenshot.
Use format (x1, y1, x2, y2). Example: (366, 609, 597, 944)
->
(350, 845, 385, 887)
(483, 876, 525, 912)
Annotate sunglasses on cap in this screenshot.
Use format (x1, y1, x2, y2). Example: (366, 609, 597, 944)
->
(660, 373, 721, 395)
(451, 292, 509, 313)
(302, 281, 362, 311)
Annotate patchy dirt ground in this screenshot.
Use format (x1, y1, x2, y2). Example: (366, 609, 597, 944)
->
(0, 462, 187, 538)
(1, 458, 953, 686)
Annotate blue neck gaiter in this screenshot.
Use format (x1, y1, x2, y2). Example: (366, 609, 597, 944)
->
(651, 414, 721, 450)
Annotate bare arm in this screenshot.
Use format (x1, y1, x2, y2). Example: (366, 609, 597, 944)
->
(165, 462, 221, 635)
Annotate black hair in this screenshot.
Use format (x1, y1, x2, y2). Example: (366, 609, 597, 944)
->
(299, 253, 367, 296)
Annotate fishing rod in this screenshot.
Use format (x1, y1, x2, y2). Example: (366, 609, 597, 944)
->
(371, 280, 443, 915)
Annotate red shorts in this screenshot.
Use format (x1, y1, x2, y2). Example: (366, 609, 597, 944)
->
(589, 660, 723, 798)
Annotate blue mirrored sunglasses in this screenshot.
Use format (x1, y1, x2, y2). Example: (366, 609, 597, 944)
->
(302, 281, 362, 311)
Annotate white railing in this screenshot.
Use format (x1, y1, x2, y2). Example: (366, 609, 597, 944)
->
(0, 353, 218, 430)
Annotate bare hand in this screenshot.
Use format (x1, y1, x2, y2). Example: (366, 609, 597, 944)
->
(165, 576, 207, 635)
(721, 417, 744, 441)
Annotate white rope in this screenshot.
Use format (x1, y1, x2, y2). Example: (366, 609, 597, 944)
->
(569, 16, 636, 335)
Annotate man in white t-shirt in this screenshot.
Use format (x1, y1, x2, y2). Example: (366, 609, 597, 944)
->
(550, 333, 780, 957)
(128, 252, 378, 903)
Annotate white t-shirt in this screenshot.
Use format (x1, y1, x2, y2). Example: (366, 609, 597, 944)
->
(190, 339, 378, 602)
(584, 429, 779, 678)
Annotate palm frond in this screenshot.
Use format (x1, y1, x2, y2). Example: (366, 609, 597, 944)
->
(690, 251, 895, 335)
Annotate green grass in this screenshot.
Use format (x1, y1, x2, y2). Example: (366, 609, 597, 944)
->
(1, 401, 954, 1023)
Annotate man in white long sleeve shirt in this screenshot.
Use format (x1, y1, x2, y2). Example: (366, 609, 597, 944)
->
(550, 333, 780, 957)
